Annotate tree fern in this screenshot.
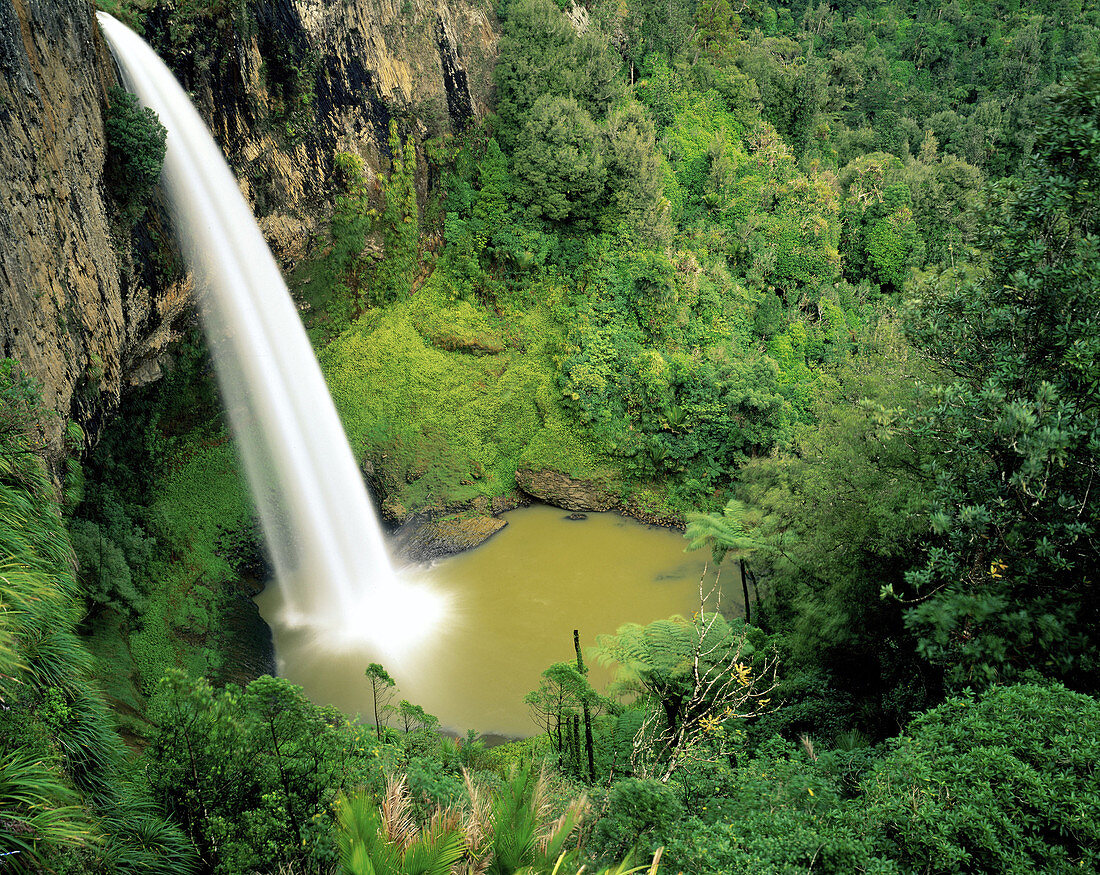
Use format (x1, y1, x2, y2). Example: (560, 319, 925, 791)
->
(684, 499, 759, 562)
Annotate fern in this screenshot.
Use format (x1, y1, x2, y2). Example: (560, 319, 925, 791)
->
(684, 499, 758, 562)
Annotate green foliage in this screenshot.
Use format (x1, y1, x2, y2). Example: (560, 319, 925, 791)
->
(494, 0, 623, 150)
(660, 737, 897, 875)
(736, 318, 937, 734)
(853, 684, 1100, 873)
(337, 789, 465, 875)
(588, 777, 683, 866)
(594, 613, 776, 780)
(147, 671, 378, 874)
(0, 750, 94, 868)
(486, 766, 584, 875)
(685, 498, 758, 562)
(899, 64, 1100, 690)
(0, 366, 198, 872)
(366, 662, 397, 739)
(524, 662, 605, 778)
(513, 95, 607, 225)
(371, 126, 422, 306)
(104, 86, 167, 222)
(69, 494, 156, 620)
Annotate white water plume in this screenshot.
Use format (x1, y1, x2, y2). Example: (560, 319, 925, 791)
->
(98, 13, 446, 657)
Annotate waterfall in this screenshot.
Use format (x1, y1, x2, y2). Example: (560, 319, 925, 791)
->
(98, 13, 445, 655)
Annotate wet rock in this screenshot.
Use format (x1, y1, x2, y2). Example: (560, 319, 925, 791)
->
(621, 494, 684, 529)
(491, 491, 528, 515)
(393, 514, 507, 562)
(566, 512, 587, 521)
(514, 466, 619, 512)
(381, 496, 410, 525)
(0, 0, 176, 460)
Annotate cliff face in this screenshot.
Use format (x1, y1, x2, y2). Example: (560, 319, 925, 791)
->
(144, 0, 498, 263)
(0, 0, 177, 457)
(0, 0, 498, 453)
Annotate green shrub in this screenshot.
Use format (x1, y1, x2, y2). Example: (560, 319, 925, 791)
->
(854, 684, 1100, 874)
(104, 86, 167, 222)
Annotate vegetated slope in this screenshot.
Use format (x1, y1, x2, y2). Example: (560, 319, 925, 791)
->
(300, 0, 999, 519)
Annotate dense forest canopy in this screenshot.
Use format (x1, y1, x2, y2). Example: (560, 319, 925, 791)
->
(2, 0, 1099, 871)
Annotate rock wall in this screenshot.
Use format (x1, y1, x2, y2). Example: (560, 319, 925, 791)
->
(0, 0, 178, 458)
(515, 466, 621, 513)
(143, 0, 499, 263)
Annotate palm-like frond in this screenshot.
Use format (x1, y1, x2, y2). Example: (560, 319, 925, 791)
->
(684, 499, 758, 562)
(338, 790, 465, 875)
(399, 821, 465, 875)
(97, 789, 198, 875)
(339, 792, 399, 875)
(485, 767, 539, 875)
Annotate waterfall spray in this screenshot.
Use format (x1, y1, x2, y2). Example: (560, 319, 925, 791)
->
(97, 13, 446, 657)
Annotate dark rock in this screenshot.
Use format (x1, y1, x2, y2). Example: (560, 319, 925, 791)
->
(381, 496, 410, 525)
(491, 491, 528, 515)
(430, 330, 504, 356)
(566, 512, 587, 521)
(392, 514, 507, 562)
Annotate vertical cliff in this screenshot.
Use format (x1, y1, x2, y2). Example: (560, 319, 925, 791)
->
(141, 0, 498, 263)
(0, 0, 179, 457)
(0, 0, 498, 452)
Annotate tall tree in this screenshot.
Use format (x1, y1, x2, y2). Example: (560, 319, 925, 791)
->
(899, 64, 1100, 691)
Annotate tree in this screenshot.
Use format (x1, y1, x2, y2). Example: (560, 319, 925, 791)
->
(104, 86, 167, 222)
(898, 64, 1100, 691)
(524, 661, 602, 777)
(512, 94, 607, 225)
(594, 613, 777, 781)
(493, 0, 622, 149)
(397, 700, 439, 735)
(147, 671, 375, 874)
(365, 662, 397, 740)
(685, 499, 759, 622)
(735, 318, 939, 737)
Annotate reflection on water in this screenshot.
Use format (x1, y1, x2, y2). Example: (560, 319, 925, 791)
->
(256, 504, 739, 737)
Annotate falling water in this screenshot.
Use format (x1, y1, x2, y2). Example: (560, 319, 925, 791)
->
(97, 13, 446, 657)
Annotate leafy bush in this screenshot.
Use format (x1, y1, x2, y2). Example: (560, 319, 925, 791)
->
(588, 777, 683, 865)
(854, 684, 1100, 874)
(104, 86, 167, 222)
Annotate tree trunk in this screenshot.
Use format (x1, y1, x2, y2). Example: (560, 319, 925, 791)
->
(574, 629, 596, 782)
(740, 557, 751, 625)
(571, 714, 582, 773)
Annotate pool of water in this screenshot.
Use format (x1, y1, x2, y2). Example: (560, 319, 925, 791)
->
(256, 504, 738, 737)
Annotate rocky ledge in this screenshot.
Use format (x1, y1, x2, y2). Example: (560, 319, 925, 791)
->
(514, 466, 619, 513)
(392, 514, 508, 562)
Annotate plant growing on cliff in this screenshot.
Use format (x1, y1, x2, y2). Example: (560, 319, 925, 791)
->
(104, 86, 167, 223)
(372, 123, 421, 305)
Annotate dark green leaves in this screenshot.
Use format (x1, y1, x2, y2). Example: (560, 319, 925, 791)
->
(104, 86, 167, 222)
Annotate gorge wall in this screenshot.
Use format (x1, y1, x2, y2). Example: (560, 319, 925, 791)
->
(0, 0, 166, 458)
(135, 0, 498, 263)
(0, 0, 498, 454)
